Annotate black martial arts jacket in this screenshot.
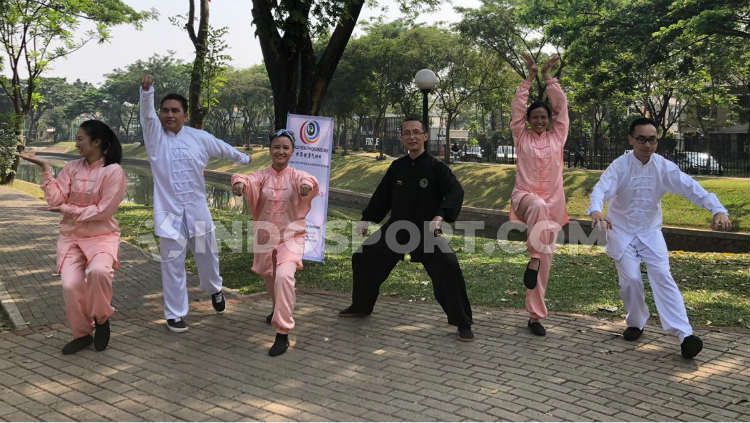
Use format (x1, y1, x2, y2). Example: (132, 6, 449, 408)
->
(362, 151, 464, 229)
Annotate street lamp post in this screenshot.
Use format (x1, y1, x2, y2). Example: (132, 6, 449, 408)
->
(415, 69, 438, 154)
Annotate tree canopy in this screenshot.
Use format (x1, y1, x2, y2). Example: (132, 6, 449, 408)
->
(0, 0, 152, 183)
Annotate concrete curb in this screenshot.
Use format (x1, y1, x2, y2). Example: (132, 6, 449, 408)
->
(0, 282, 29, 332)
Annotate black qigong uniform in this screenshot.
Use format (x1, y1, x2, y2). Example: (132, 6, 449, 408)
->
(350, 151, 473, 328)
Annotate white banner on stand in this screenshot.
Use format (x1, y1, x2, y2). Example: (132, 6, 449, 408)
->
(286, 114, 333, 262)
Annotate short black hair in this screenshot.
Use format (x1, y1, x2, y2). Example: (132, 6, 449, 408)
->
(629, 117, 657, 135)
(526, 101, 551, 119)
(402, 116, 428, 133)
(160, 93, 188, 114)
(79, 119, 122, 166)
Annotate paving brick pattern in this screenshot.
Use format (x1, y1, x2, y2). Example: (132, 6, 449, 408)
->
(1, 186, 749, 421)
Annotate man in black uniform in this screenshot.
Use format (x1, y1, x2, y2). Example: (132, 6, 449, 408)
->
(339, 117, 474, 341)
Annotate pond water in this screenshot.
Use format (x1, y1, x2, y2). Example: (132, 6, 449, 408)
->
(17, 158, 247, 213)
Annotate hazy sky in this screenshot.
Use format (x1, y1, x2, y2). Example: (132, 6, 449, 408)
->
(34, 0, 478, 85)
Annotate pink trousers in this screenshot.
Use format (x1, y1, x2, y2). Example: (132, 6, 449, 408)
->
(515, 193, 561, 321)
(263, 260, 298, 334)
(60, 247, 115, 338)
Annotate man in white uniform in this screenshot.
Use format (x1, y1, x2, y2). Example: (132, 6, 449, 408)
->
(588, 117, 731, 359)
(140, 75, 251, 332)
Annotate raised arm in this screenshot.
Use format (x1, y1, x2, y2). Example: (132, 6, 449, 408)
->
(511, 53, 537, 140)
(231, 172, 262, 208)
(205, 134, 251, 164)
(542, 55, 569, 144)
(60, 165, 128, 223)
(295, 170, 319, 199)
(18, 152, 67, 206)
(139, 75, 162, 156)
(40, 161, 72, 207)
(662, 161, 730, 230)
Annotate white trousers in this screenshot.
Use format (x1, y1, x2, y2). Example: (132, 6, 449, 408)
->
(159, 230, 223, 320)
(614, 236, 693, 342)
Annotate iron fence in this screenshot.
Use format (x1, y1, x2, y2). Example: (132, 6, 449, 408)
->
(338, 115, 750, 177)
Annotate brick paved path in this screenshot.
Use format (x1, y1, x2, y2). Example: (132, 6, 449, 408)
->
(1, 186, 748, 421)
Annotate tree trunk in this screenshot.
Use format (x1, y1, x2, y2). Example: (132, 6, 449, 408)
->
(187, 0, 211, 129)
(251, 0, 365, 129)
(354, 116, 364, 150)
(445, 113, 453, 163)
(27, 109, 40, 144)
(342, 117, 348, 154)
(1, 114, 26, 184)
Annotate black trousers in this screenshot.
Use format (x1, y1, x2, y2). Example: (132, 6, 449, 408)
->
(350, 227, 473, 327)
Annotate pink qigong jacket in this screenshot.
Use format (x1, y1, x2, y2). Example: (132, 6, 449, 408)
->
(231, 167, 319, 277)
(42, 158, 127, 271)
(509, 78, 570, 226)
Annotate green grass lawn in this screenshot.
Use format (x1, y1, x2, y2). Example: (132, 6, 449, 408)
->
(115, 203, 750, 328)
(48, 142, 750, 231)
(8, 179, 45, 199)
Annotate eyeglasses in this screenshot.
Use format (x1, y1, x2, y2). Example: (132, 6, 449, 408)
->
(633, 136, 658, 145)
(270, 129, 295, 142)
(401, 130, 425, 137)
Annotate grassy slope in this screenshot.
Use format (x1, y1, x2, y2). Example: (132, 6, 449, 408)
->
(49, 142, 750, 230)
(8, 179, 45, 199)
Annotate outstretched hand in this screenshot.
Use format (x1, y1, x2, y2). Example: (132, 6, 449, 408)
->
(231, 182, 245, 196)
(590, 211, 612, 231)
(430, 216, 444, 236)
(19, 151, 50, 170)
(141, 74, 154, 90)
(542, 55, 560, 79)
(356, 221, 369, 237)
(711, 212, 732, 232)
(521, 52, 537, 81)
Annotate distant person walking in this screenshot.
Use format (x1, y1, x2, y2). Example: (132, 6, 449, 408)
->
(509, 53, 569, 337)
(588, 117, 732, 359)
(20, 120, 126, 354)
(231, 129, 319, 357)
(139, 75, 251, 332)
(573, 143, 586, 168)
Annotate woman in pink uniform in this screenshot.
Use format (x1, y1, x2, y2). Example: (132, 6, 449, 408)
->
(231, 129, 319, 357)
(20, 120, 127, 354)
(509, 53, 569, 337)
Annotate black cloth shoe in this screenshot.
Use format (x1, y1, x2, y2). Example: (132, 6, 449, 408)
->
(523, 259, 539, 289)
(265, 312, 273, 325)
(681, 335, 703, 359)
(622, 326, 643, 341)
(94, 320, 110, 351)
(269, 333, 289, 357)
(62, 335, 93, 355)
(166, 318, 188, 333)
(338, 305, 370, 318)
(211, 291, 226, 313)
(528, 319, 546, 336)
(457, 325, 474, 342)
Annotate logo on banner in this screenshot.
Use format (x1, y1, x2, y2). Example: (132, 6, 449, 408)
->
(299, 120, 321, 144)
